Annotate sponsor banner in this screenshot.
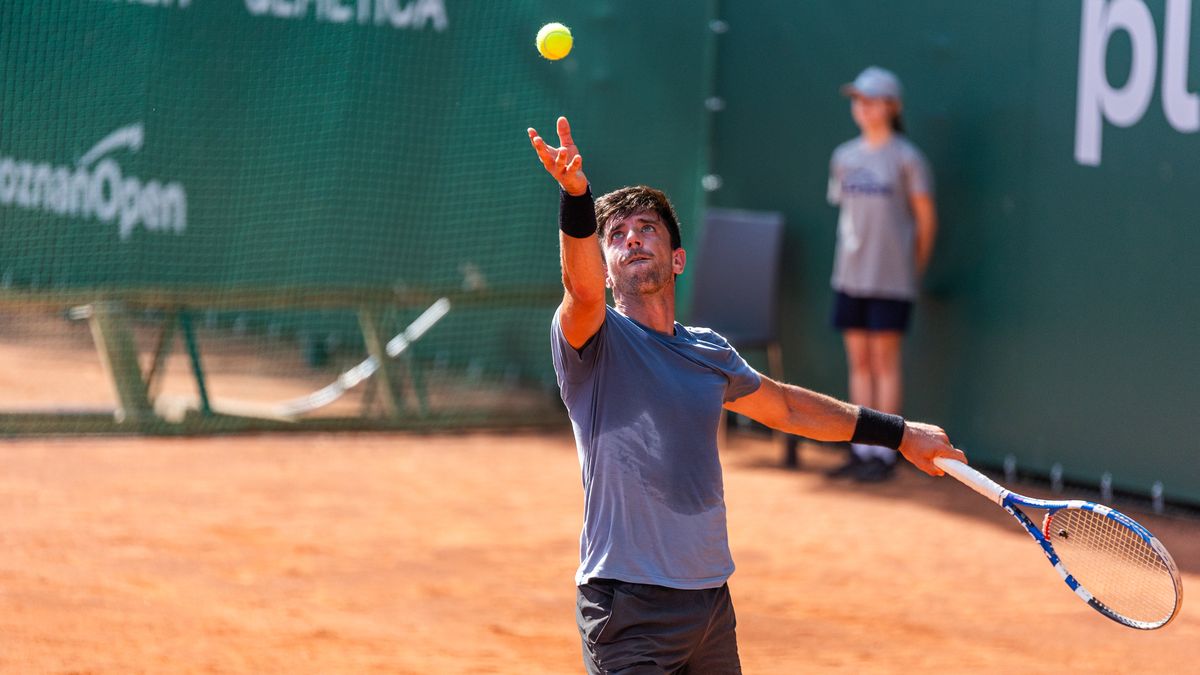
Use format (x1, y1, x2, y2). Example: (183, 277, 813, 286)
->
(0, 124, 187, 241)
(243, 0, 448, 29)
(101, 0, 450, 30)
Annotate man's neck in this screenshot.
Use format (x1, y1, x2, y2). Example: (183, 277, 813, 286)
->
(614, 290, 676, 335)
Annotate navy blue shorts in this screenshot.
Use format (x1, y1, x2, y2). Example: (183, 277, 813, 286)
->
(831, 291, 913, 332)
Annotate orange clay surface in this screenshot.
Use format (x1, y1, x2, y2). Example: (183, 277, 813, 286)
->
(2, 431, 1198, 674)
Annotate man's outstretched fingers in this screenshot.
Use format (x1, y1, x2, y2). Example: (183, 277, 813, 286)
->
(557, 116, 573, 146)
(530, 136, 558, 170)
(528, 117, 589, 196)
(528, 132, 545, 153)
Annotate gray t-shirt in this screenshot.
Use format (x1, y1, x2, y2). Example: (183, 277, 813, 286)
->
(551, 305, 761, 590)
(827, 135, 933, 300)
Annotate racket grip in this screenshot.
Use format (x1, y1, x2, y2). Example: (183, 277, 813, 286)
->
(933, 457, 1007, 505)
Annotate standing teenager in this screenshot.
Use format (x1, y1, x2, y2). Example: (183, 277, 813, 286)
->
(826, 67, 939, 483)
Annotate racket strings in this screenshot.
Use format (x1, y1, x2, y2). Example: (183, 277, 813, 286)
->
(1046, 509, 1178, 624)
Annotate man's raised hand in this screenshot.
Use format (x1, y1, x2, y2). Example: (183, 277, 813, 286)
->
(528, 116, 589, 197)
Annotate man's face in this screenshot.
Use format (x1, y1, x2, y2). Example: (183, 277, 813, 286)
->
(601, 210, 685, 296)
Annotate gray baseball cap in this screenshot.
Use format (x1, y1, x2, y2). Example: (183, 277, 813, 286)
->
(840, 66, 903, 100)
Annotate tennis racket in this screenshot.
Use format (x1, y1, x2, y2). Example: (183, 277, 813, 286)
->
(933, 457, 1183, 630)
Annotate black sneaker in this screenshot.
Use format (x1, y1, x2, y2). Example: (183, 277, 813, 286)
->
(853, 457, 897, 483)
(824, 453, 865, 479)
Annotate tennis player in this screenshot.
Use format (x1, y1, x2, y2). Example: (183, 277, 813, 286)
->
(528, 116, 965, 674)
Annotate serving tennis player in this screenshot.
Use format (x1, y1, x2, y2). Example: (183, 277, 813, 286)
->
(528, 116, 966, 674)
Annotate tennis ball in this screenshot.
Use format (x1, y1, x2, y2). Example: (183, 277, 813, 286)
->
(536, 22, 573, 61)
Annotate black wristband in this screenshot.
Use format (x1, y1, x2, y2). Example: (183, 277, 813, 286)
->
(851, 407, 906, 449)
(559, 185, 598, 239)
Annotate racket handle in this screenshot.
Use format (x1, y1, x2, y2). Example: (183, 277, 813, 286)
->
(933, 457, 1007, 505)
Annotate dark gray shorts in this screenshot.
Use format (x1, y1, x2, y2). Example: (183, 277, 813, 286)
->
(576, 579, 741, 674)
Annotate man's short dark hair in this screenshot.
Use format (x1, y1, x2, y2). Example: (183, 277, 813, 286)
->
(594, 186, 682, 250)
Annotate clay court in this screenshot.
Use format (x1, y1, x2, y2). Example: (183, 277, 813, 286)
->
(3, 2, 1198, 673)
(2, 431, 1197, 674)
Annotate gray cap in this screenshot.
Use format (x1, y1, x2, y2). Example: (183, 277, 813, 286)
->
(840, 66, 903, 100)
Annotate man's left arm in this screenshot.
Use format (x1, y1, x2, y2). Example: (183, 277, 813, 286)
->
(724, 376, 965, 476)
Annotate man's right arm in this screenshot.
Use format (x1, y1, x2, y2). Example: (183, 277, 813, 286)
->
(529, 116, 606, 349)
(557, 189, 606, 348)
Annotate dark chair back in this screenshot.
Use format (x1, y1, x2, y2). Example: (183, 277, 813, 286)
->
(689, 208, 785, 347)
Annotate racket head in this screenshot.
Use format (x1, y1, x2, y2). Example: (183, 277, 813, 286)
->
(1040, 504, 1183, 629)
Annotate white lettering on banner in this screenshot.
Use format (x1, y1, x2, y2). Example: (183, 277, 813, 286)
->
(244, 0, 447, 30)
(107, 0, 193, 8)
(1164, 0, 1200, 131)
(0, 123, 187, 241)
(1076, 0, 1199, 166)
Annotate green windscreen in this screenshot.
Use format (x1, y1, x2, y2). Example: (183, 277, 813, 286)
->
(0, 1, 716, 431)
(708, 1, 1200, 504)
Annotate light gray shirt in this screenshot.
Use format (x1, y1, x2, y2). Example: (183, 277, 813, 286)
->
(827, 136, 933, 300)
(551, 306, 761, 590)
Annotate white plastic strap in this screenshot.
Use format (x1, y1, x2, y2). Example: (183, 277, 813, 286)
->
(272, 297, 451, 418)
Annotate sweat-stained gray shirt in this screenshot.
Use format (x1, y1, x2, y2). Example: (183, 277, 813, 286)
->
(828, 135, 933, 300)
(551, 305, 761, 590)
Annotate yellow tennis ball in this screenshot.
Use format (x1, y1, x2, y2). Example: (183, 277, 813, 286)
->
(536, 22, 573, 60)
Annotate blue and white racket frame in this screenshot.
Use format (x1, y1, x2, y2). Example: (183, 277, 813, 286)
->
(933, 457, 1184, 630)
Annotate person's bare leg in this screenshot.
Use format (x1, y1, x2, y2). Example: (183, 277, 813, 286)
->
(868, 331, 904, 414)
(865, 331, 904, 465)
(845, 330, 874, 407)
(843, 330, 874, 462)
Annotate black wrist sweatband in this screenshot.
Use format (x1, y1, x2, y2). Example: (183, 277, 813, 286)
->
(851, 407, 906, 449)
(559, 185, 598, 239)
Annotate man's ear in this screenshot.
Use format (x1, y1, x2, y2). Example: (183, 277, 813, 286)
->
(672, 248, 686, 275)
(603, 262, 613, 289)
